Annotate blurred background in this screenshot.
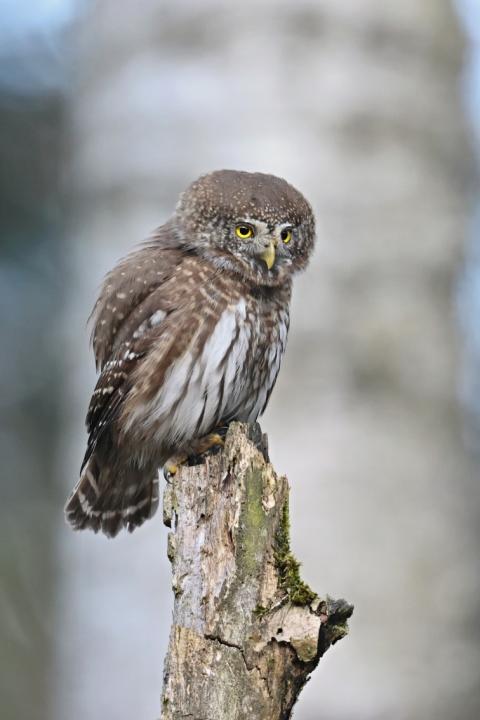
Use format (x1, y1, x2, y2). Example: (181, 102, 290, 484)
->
(1, 1, 480, 719)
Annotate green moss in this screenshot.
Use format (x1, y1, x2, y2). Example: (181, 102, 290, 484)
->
(237, 466, 267, 577)
(290, 637, 318, 663)
(275, 496, 317, 606)
(253, 604, 268, 618)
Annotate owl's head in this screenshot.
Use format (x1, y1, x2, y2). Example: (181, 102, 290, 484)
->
(175, 170, 315, 286)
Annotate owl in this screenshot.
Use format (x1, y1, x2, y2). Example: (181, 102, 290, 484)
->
(65, 170, 315, 537)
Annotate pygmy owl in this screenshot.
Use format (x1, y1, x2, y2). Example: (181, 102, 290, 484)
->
(65, 170, 315, 536)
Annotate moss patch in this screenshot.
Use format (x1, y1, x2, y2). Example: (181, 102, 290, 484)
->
(253, 604, 268, 618)
(237, 465, 267, 578)
(275, 496, 317, 606)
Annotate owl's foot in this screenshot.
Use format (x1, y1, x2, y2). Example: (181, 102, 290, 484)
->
(163, 457, 185, 481)
(190, 432, 225, 457)
(186, 432, 225, 467)
(163, 432, 225, 480)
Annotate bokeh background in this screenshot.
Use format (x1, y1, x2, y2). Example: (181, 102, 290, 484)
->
(1, 1, 480, 719)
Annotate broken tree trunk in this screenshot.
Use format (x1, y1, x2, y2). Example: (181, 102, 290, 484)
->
(161, 422, 353, 720)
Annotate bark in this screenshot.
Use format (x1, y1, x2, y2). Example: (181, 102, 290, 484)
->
(161, 422, 352, 720)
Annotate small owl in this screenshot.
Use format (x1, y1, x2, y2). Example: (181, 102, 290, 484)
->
(65, 170, 315, 536)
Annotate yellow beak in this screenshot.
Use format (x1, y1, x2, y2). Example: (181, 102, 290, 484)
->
(260, 241, 276, 270)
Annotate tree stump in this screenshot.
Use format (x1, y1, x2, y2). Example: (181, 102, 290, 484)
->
(161, 422, 353, 720)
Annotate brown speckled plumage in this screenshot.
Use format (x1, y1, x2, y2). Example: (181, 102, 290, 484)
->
(65, 170, 315, 536)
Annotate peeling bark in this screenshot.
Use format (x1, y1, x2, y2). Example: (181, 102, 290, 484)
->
(161, 422, 352, 720)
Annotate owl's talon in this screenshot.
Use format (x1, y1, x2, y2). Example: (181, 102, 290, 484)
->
(163, 455, 187, 481)
(163, 464, 177, 482)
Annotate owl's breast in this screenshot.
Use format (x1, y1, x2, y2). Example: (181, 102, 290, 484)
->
(189, 290, 290, 431)
(231, 295, 290, 423)
(123, 289, 290, 452)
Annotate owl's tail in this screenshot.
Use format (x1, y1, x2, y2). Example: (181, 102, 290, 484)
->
(64, 452, 160, 538)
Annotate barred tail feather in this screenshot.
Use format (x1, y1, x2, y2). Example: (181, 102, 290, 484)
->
(64, 454, 159, 538)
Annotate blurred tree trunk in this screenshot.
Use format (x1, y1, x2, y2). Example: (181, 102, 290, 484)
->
(57, 1, 479, 720)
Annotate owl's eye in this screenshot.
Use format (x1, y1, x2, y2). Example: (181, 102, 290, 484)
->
(280, 228, 292, 244)
(235, 224, 254, 239)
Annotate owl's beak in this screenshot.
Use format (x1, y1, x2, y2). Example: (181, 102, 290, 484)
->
(259, 241, 276, 270)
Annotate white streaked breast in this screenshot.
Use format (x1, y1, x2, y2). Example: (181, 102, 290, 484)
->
(127, 299, 288, 449)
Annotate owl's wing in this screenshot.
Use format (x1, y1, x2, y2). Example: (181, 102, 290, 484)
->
(90, 239, 182, 370)
(83, 243, 227, 462)
(83, 232, 187, 461)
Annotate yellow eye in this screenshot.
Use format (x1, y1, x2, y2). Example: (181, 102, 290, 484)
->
(280, 228, 292, 244)
(235, 224, 254, 239)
